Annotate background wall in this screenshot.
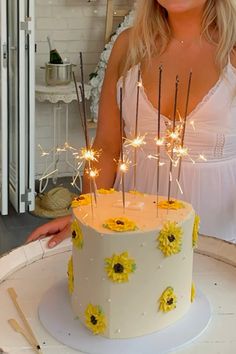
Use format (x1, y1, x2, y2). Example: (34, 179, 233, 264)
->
(35, 0, 134, 179)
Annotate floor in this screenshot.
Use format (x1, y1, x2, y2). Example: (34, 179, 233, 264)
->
(0, 177, 78, 256)
(0, 203, 46, 256)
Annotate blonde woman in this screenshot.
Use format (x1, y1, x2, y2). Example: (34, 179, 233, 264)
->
(28, 0, 236, 247)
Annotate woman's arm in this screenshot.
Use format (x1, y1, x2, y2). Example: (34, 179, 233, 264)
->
(26, 29, 130, 247)
(82, 29, 130, 193)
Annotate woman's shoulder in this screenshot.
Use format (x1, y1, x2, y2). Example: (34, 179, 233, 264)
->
(110, 28, 131, 54)
(115, 28, 132, 45)
(108, 28, 131, 76)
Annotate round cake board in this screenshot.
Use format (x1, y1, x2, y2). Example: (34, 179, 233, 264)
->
(38, 279, 211, 354)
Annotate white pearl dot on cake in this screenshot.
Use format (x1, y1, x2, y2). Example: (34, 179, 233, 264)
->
(140, 242, 146, 247)
(93, 9, 98, 14)
(141, 312, 147, 316)
(115, 329, 121, 334)
(158, 264, 163, 269)
(102, 277, 106, 281)
(107, 298, 112, 303)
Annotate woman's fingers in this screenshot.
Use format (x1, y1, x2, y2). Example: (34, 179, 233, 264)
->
(26, 224, 51, 243)
(48, 223, 71, 248)
(26, 215, 72, 244)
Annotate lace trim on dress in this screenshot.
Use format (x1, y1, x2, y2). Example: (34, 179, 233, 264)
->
(117, 62, 234, 125)
(140, 69, 224, 123)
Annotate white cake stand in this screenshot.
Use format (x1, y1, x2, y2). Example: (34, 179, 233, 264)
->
(38, 279, 211, 354)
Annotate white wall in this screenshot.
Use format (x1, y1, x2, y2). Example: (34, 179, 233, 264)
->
(35, 0, 133, 179)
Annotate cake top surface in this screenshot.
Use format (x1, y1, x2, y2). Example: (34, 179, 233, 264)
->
(72, 191, 195, 234)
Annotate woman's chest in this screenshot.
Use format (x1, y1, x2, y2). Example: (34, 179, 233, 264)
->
(141, 43, 220, 120)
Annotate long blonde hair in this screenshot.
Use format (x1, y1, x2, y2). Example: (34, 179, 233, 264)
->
(124, 0, 236, 74)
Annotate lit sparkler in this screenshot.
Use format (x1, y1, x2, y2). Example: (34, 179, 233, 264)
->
(119, 162, 129, 173)
(79, 147, 100, 162)
(133, 69, 142, 192)
(86, 167, 99, 205)
(177, 71, 193, 187)
(119, 87, 126, 212)
(72, 51, 99, 212)
(155, 137, 165, 147)
(167, 75, 179, 203)
(156, 65, 163, 216)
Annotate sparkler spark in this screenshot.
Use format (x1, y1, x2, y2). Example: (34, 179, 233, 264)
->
(198, 154, 207, 161)
(80, 148, 100, 162)
(147, 155, 165, 166)
(119, 163, 129, 173)
(189, 119, 195, 130)
(176, 179, 184, 194)
(173, 146, 189, 157)
(88, 168, 99, 178)
(41, 152, 50, 157)
(56, 147, 67, 152)
(169, 131, 179, 140)
(155, 138, 165, 146)
(38, 144, 50, 156)
(124, 134, 146, 148)
(137, 81, 142, 88)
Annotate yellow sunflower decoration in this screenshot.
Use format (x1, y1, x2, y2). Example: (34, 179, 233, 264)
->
(158, 199, 185, 210)
(85, 304, 107, 335)
(97, 188, 115, 194)
(105, 252, 136, 282)
(71, 219, 83, 249)
(71, 194, 91, 208)
(103, 217, 137, 232)
(192, 214, 200, 248)
(158, 221, 183, 256)
(159, 287, 177, 312)
(191, 282, 196, 302)
(67, 256, 74, 294)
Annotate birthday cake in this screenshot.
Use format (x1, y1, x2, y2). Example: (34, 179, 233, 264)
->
(67, 190, 199, 339)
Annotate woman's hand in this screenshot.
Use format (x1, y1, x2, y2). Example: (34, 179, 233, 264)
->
(26, 215, 72, 248)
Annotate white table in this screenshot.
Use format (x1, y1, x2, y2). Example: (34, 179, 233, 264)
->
(35, 83, 91, 193)
(0, 235, 236, 354)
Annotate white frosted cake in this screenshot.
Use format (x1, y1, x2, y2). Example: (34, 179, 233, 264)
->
(67, 190, 198, 339)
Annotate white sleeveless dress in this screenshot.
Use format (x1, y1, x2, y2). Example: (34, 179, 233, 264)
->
(114, 62, 236, 242)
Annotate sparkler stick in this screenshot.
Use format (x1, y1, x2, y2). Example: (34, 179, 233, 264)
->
(79, 52, 89, 150)
(156, 65, 163, 214)
(76, 52, 97, 209)
(72, 71, 85, 135)
(177, 71, 192, 183)
(120, 87, 126, 212)
(167, 75, 179, 202)
(133, 69, 141, 191)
